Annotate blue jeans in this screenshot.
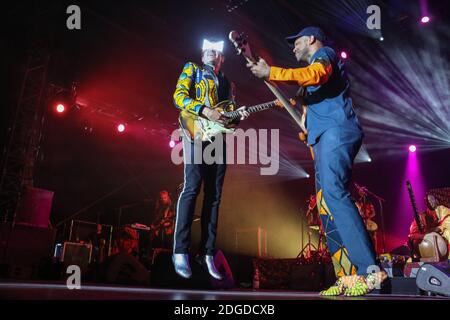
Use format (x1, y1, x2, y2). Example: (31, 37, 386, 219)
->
(313, 127, 376, 276)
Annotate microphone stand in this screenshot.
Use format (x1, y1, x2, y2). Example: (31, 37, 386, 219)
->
(356, 183, 387, 253)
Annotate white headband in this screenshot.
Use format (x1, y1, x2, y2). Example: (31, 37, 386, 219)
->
(202, 39, 224, 53)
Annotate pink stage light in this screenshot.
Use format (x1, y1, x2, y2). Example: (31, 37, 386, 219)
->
(169, 140, 176, 148)
(409, 145, 417, 153)
(117, 124, 126, 133)
(340, 51, 348, 59)
(420, 16, 430, 24)
(394, 143, 426, 248)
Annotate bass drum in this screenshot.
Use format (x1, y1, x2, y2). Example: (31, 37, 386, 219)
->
(418, 232, 448, 261)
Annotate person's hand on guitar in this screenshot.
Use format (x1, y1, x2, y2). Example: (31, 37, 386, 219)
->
(246, 58, 271, 79)
(201, 106, 228, 124)
(237, 106, 250, 120)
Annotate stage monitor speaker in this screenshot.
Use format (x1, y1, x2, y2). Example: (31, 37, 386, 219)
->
(416, 262, 450, 297)
(105, 252, 150, 286)
(15, 187, 54, 228)
(289, 263, 324, 291)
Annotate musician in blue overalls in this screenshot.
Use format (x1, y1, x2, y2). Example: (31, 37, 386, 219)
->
(248, 27, 385, 295)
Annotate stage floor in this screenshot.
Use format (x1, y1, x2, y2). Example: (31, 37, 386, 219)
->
(0, 280, 448, 300)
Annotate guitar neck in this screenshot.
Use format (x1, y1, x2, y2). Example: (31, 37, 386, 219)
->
(406, 181, 425, 233)
(224, 101, 276, 119)
(229, 31, 306, 133)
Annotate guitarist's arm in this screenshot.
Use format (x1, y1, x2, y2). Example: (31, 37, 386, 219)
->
(250, 58, 332, 87)
(270, 60, 332, 86)
(173, 62, 206, 116)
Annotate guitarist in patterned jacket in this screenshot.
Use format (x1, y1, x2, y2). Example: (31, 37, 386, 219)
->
(172, 38, 249, 280)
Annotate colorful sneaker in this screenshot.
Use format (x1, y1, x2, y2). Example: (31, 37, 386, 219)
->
(320, 277, 345, 296)
(343, 271, 388, 296)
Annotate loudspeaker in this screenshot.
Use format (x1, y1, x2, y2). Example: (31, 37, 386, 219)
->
(15, 187, 54, 228)
(151, 249, 234, 289)
(416, 262, 450, 296)
(105, 252, 150, 286)
(0, 223, 56, 266)
(0, 223, 56, 279)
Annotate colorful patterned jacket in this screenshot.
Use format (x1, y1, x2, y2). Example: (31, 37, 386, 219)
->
(173, 62, 233, 116)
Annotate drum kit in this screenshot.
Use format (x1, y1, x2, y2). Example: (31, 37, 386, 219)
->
(112, 187, 180, 258)
(113, 217, 175, 260)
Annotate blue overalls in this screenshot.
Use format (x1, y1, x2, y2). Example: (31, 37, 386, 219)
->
(305, 47, 376, 276)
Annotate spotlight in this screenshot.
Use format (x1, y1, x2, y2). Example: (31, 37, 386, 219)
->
(306, 174, 310, 178)
(340, 51, 348, 59)
(117, 124, 126, 133)
(409, 145, 417, 153)
(55, 103, 66, 113)
(169, 140, 176, 148)
(379, 36, 384, 42)
(368, 157, 372, 162)
(49, 83, 77, 115)
(420, 16, 430, 24)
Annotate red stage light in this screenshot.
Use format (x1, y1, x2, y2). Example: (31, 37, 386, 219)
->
(117, 124, 125, 133)
(169, 140, 176, 148)
(340, 51, 348, 59)
(56, 103, 65, 113)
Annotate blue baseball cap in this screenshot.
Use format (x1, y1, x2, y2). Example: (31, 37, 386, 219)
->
(285, 26, 327, 47)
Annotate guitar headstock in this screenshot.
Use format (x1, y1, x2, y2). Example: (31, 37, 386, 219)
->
(406, 180, 412, 190)
(228, 30, 257, 64)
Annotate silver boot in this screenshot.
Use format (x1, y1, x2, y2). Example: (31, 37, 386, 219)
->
(172, 253, 192, 279)
(204, 255, 223, 280)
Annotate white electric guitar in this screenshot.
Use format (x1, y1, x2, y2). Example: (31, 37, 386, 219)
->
(179, 99, 281, 142)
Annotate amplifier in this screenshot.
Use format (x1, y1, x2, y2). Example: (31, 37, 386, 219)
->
(60, 242, 92, 271)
